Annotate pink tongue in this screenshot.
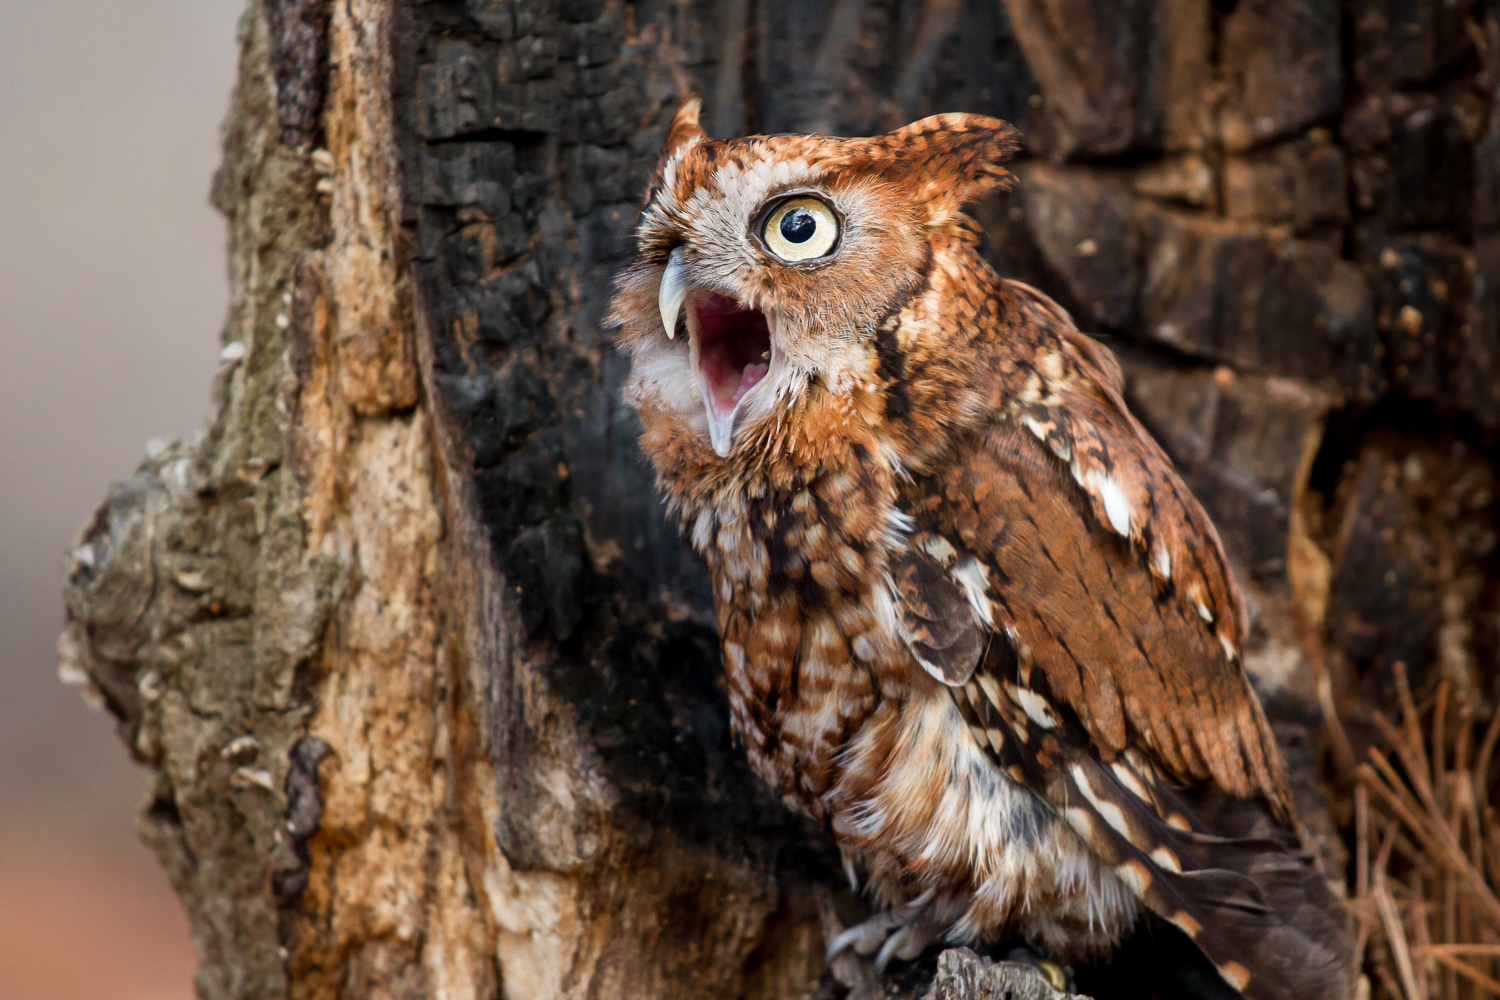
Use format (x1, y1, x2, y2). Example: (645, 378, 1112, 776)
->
(730, 362, 768, 405)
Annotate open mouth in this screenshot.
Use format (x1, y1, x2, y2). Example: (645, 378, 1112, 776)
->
(657, 248, 775, 457)
(691, 292, 772, 428)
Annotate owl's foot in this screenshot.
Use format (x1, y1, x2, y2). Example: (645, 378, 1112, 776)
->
(825, 889, 946, 971)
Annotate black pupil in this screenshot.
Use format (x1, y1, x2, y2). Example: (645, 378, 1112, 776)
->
(780, 207, 816, 244)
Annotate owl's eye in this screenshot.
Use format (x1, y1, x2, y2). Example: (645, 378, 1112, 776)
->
(762, 197, 839, 262)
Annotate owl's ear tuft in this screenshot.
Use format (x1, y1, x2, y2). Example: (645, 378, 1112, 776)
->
(878, 114, 1021, 220)
(662, 97, 706, 162)
(640, 97, 707, 215)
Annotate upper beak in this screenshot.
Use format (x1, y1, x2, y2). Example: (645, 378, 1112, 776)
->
(658, 247, 688, 340)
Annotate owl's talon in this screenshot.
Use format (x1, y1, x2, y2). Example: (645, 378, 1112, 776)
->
(874, 924, 935, 971)
(825, 913, 898, 960)
(827, 889, 943, 968)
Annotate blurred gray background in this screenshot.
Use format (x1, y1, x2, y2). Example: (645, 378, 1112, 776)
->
(0, 1, 243, 996)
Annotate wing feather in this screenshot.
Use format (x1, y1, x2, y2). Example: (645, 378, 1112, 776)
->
(880, 292, 1355, 993)
(896, 421, 1289, 812)
(889, 533, 987, 685)
(889, 292, 1290, 814)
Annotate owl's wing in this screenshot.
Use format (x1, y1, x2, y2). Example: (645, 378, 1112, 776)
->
(889, 310, 1353, 998)
(895, 315, 1284, 809)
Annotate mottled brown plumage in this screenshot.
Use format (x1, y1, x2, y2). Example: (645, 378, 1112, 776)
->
(609, 99, 1354, 1000)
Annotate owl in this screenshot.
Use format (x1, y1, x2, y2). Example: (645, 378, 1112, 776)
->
(609, 99, 1354, 1000)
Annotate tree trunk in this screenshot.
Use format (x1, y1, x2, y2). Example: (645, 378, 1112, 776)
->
(60, 1, 1499, 998)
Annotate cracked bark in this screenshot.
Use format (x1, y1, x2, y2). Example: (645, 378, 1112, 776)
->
(61, 0, 1498, 998)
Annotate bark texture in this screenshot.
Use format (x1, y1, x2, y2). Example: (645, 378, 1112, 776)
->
(60, 0, 1499, 998)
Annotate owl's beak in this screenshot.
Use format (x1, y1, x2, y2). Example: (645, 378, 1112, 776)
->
(657, 250, 773, 458)
(687, 292, 773, 456)
(658, 249, 689, 340)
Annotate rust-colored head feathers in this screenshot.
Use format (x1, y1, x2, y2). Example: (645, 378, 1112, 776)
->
(610, 100, 1022, 467)
(627, 101, 1019, 266)
(850, 112, 1021, 223)
(609, 102, 1353, 1000)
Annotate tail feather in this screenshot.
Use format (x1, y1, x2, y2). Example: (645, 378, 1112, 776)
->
(1062, 754, 1355, 1000)
(953, 666, 1355, 1000)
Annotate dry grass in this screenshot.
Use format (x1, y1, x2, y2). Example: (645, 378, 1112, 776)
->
(1334, 662, 1500, 1000)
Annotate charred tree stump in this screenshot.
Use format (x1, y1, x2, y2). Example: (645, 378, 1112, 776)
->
(61, 0, 1499, 998)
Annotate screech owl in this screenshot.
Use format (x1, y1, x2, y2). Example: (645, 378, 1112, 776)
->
(608, 99, 1354, 1000)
